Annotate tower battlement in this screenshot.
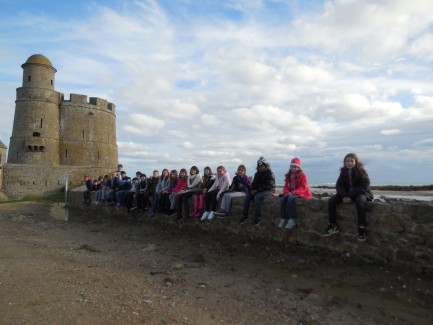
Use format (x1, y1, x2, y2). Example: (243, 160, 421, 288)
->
(61, 94, 116, 113)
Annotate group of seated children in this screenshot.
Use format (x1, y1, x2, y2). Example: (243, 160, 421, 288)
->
(83, 153, 372, 242)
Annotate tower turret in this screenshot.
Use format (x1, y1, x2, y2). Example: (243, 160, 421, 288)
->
(7, 54, 61, 165)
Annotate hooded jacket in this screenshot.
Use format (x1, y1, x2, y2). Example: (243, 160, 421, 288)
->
(282, 171, 312, 199)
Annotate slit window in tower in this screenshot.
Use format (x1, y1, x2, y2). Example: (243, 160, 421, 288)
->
(51, 80, 53, 85)
(65, 149, 68, 158)
(83, 130, 85, 139)
(28, 76, 31, 82)
(40, 118, 43, 128)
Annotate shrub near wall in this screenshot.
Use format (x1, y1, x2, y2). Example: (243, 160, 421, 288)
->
(68, 187, 433, 272)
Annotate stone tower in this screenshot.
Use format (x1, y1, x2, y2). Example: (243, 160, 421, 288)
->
(8, 54, 60, 165)
(4, 54, 118, 198)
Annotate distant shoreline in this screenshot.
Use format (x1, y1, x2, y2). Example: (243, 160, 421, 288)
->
(314, 184, 433, 191)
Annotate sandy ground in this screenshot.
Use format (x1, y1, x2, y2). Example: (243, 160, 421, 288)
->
(0, 201, 432, 325)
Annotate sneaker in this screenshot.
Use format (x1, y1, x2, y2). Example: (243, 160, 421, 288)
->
(148, 213, 156, 219)
(217, 212, 228, 219)
(207, 211, 215, 220)
(322, 224, 339, 237)
(239, 216, 248, 225)
(277, 219, 286, 228)
(285, 218, 296, 230)
(130, 206, 137, 211)
(357, 227, 366, 242)
(214, 209, 227, 216)
(253, 218, 262, 226)
(200, 211, 210, 221)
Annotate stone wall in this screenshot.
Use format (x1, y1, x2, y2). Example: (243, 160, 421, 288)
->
(3, 164, 114, 199)
(67, 188, 433, 272)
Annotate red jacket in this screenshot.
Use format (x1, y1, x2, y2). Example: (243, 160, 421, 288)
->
(173, 177, 188, 193)
(282, 171, 312, 199)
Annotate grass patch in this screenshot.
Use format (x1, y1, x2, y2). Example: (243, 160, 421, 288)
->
(0, 192, 65, 204)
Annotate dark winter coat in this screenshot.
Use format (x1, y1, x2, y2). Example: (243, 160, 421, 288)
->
(336, 168, 373, 200)
(250, 169, 275, 193)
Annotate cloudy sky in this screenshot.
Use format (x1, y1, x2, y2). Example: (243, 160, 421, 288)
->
(1, 0, 433, 185)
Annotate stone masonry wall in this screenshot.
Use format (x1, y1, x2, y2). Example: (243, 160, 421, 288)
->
(67, 188, 433, 272)
(3, 164, 114, 199)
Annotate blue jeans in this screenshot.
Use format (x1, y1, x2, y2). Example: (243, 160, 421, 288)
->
(242, 191, 271, 221)
(279, 194, 299, 220)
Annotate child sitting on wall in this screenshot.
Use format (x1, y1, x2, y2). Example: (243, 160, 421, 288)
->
(82, 175, 94, 205)
(322, 153, 373, 241)
(201, 166, 231, 221)
(278, 157, 312, 229)
(215, 165, 251, 218)
(239, 157, 275, 226)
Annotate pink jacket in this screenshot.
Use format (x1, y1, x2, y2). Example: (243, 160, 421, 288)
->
(282, 171, 312, 199)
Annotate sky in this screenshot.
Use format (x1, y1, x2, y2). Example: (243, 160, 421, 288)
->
(1, 0, 433, 186)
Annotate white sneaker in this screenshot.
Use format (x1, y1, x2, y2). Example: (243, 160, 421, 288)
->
(277, 219, 286, 228)
(200, 211, 210, 221)
(207, 211, 215, 220)
(285, 218, 296, 229)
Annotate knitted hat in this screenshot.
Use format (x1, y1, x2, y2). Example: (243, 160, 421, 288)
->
(290, 157, 301, 168)
(257, 156, 267, 166)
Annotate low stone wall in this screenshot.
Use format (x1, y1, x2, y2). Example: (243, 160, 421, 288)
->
(67, 188, 433, 272)
(3, 164, 113, 199)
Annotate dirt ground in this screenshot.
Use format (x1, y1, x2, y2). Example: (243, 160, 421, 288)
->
(0, 201, 432, 325)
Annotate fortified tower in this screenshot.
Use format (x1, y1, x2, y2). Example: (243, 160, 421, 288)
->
(3, 54, 118, 198)
(8, 54, 60, 165)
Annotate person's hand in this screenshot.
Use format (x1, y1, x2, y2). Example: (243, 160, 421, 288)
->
(343, 197, 352, 203)
(202, 188, 207, 194)
(284, 192, 291, 197)
(216, 195, 220, 201)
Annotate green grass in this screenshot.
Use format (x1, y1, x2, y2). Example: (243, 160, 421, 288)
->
(0, 192, 65, 204)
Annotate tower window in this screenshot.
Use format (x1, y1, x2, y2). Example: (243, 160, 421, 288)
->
(65, 149, 68, 158)
(27, 145, 33, 151)
(83, 130, 85, 139)
(28, 76, 31, 82)
(51, 80, 53, 85)
(33, 132, 41, 137)
(40, 146, 45, 152)
(40, 118, 43, 128)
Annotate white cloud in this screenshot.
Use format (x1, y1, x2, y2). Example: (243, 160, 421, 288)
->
(409, 33, 433, 62)
(381, 129, 401, 136)
(292, 0, 433, 60)
(119, 114, 165, 136)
